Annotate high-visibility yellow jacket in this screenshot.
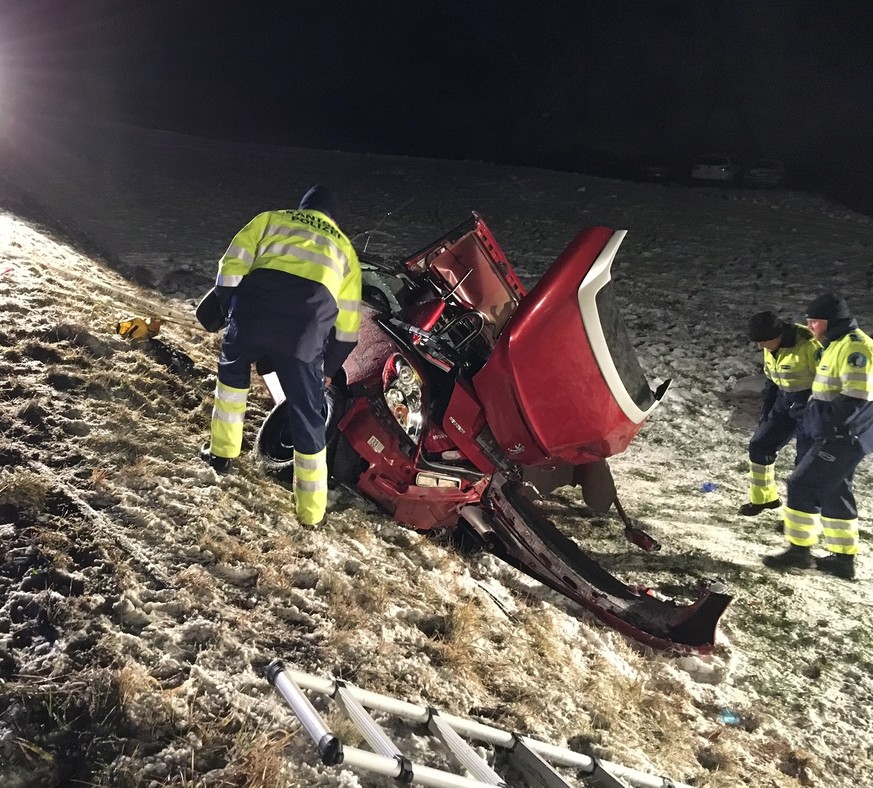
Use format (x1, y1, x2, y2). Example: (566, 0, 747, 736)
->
(806, 323, 873, 451)
(760, 324, 821, 419)
(215, 208, 362, 373)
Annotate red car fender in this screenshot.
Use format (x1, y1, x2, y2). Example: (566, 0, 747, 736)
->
(441, 380, 497, 474)
(339, 399, 486, 530)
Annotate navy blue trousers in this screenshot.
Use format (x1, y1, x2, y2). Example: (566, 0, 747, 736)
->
(786, 438, 866, 520)
(218, 319, 326, 455)
(749, 409, 812, 466)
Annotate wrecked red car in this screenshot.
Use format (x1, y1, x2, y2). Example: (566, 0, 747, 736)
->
(255, 213, 730, 652)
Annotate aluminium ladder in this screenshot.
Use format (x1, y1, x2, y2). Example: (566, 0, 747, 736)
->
(266, 661, 687, 788)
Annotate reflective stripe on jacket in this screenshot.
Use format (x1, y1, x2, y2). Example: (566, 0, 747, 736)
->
(763, 324, 820, 397)
(805, 325, 873, 450)
(216, 209, 362, 349)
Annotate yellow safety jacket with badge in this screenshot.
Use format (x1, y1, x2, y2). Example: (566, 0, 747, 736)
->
(806, 326, 873, 452)
(216, 208, 362, 352)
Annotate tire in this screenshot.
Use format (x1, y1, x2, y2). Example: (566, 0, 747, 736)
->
(253, 383, 347, 481)
(329, 431, 367, 485)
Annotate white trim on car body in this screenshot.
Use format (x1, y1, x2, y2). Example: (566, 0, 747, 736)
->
(577, 229, 665, 424)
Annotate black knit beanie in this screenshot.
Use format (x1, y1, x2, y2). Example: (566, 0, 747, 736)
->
(299, 184, 339, 222)
(806, 293, 851, 322)
(748, 311, 787, 342)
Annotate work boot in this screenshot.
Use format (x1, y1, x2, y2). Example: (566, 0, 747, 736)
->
(199, 442, 233, 474)
(738, 499, 782, 516)
(814, 553, 856, 580)
(762, 544, 813, 570)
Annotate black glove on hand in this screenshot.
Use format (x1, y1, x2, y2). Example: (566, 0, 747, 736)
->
(788, 401, 806, 420)
(195, 288, 226, 333)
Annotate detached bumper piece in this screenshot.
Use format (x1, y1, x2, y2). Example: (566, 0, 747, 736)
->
(462, 474, 731, 653)
(266, 662, 694, 788)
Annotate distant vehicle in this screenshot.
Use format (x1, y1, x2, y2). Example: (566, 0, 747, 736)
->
(634, 155, 674, 183)
(690, 154, 738, 183)
(744, 158, 786, 187)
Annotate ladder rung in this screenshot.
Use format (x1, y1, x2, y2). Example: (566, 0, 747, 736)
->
(334, 682, 412, 782)
(428, 709, 504, 786)
(334, 682, 403, 759)
(266, 662, 342, 765)
(505, 737, 576, 787)
(587, 760, 635, 788)
(340, 746, 511, 788)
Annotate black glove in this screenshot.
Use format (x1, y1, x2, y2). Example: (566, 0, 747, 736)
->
(255, 357, 275, 376)
(788, 401, 806, 420)
(195, 288, 226, 333)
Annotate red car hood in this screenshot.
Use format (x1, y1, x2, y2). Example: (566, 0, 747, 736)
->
(473, 226, 669, 466)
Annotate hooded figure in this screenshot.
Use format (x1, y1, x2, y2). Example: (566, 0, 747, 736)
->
(200, 185, 362, 527)
(298, 184, 339, 221)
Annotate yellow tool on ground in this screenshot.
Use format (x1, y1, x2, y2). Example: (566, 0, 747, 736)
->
(116, 317, 162, 341)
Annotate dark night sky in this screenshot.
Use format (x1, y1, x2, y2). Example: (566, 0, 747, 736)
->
(3, 1, 873, 194)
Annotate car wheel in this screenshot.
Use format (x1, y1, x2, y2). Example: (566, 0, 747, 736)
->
(253, 383, 347, 481)
(329, 431, 367, 485)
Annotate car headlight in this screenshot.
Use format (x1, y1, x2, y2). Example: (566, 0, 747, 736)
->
(383, 354, 424, 442)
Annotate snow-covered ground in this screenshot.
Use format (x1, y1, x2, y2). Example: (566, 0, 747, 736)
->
(1, 117, 871, 787)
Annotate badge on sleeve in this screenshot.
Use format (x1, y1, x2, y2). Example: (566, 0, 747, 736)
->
(848, 352, 869, 368)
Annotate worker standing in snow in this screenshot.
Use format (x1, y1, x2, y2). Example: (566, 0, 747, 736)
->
(739, 311, 820, 516)
(200, 185, 362, 527)
(763, 294, 873, 580)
